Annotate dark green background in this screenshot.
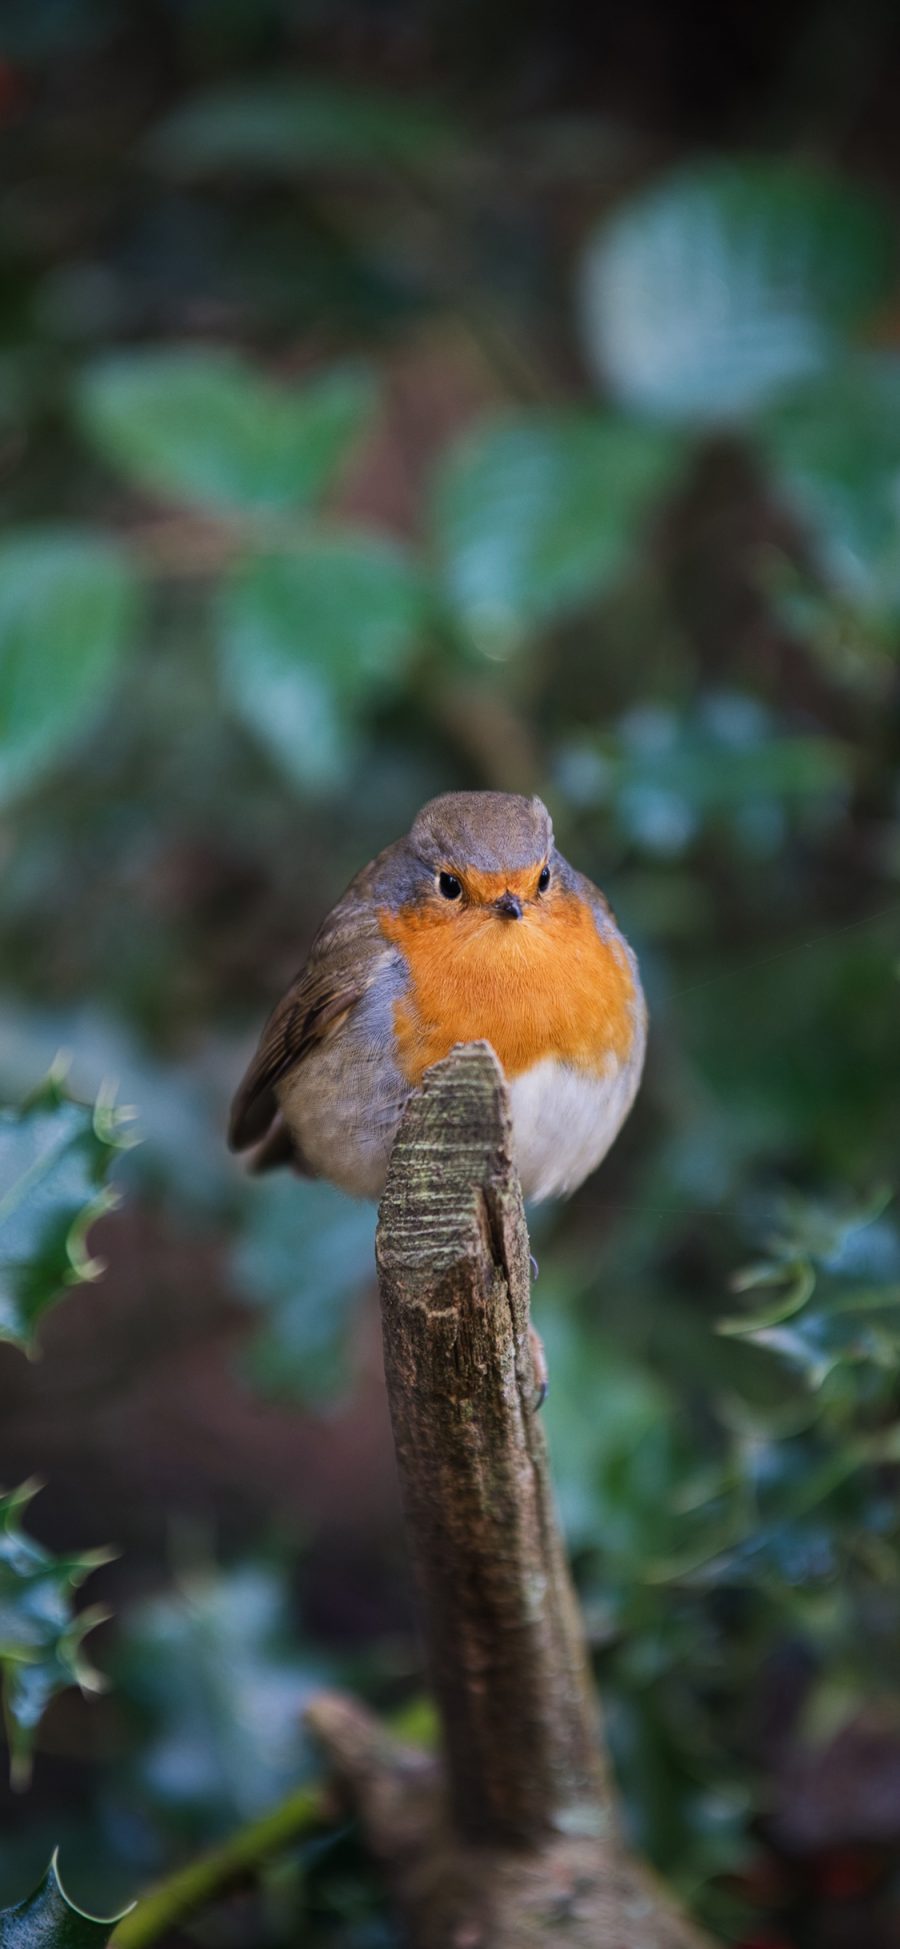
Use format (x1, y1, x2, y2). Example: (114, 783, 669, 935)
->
(0, 3, 899, 1944)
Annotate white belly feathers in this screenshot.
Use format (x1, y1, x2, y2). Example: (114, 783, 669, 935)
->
(508, 1053, 641, 1203)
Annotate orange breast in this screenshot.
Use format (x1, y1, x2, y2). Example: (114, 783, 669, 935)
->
(379, 889, 636, 1086)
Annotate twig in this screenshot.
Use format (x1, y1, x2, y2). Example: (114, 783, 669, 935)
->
(110, 1785, 324, 1949)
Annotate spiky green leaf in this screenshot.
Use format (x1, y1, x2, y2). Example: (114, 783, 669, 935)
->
(721, 1189, 900, 1390)
(0, 1853, 131, 1947)
(0, 1483, 114, 1787)
(0, 1067, 134, 1352)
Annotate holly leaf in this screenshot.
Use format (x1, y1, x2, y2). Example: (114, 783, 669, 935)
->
(0, 1483, 114, 1788)
(720, 1190, 900, 1390)
(0, 1852, 131, 1948)
(0, 1065, 135, 1353)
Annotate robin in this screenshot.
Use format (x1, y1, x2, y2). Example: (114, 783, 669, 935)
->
(230, 791, 646, 1210)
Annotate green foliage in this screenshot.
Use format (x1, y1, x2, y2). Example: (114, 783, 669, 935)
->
(543, 1193, 900, 1901)
(0, 1483, 113, 1789)
(759, 359, 900, 637)
(557, 694, 851, 856)
(544, 1316, 753, 1891)
(433, 413, 685, 655)
(3, 18, 900, 1944)
(579, 161, 894, 423)
(545, 1313, 681, 1563)
(723, 1188, 900, 1399)
(0, 1068, 133, 1353)
(217, 537, 426, 788)
(149, 79, 457, 177)
(646, 1195, 900, 1620)
(112, 1565, 323, 1833)
(0, 1854, 130, 1949)
(0, 531, 141, 810)
(233, 1176, 376, 1403)
(76, 353, 375, 517)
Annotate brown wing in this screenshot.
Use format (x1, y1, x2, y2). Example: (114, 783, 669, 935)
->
(228, 862, 392, 1165)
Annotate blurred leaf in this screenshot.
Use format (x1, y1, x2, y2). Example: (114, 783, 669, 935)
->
(76, 351, 375, 517)
(719, 1259, 816, 1335)
(0, 1067, 134, 1352)
(605, 1682, 751, 1893)
(0, 1854, 130, 1948)
(556, 693, 850, 857)
(0, 530, 140, 810)
(722, 1192, 900, 1391)
(233, 1176, 376, 1405)
(759, 358, 900, 629)
(0, 1483, 113, 1789)
(433, 412, 685, 654)
(544, 1311, 682, 1564)
(217, 535, 426, 790)
(579, 161, 894, 423)
(114, 1565, 325, 1833)
(671, 912, 899, 1184)
(148, 79, 458, 176)
(0, 0, 117, 62)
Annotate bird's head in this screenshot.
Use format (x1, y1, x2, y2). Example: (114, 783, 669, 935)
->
(405, 792, 556, 923)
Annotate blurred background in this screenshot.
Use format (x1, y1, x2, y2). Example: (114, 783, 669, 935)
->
(1, 2, 899, 1944)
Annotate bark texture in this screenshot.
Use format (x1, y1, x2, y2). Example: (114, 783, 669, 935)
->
(309, 1042, 712, 1948)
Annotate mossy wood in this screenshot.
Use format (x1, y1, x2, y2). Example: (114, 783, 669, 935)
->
(309, 1040, 712, 1947)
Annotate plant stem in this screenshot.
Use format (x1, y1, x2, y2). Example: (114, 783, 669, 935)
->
(110, 1785, 325, 1949)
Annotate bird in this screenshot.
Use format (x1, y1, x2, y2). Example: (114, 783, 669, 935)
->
(229, 791, 646, 1211)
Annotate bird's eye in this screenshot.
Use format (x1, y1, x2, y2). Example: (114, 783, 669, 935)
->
(438, 871, 462, 901)
(538, 865, 551, 893)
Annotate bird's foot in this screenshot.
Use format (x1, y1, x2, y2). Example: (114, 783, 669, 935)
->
(529, 1324, 548, 1410)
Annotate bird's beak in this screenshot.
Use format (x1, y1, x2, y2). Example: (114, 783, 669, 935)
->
(494, 891, 523, 920)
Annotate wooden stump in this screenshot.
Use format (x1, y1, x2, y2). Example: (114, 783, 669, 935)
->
(308, 1042, 712, 1948)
